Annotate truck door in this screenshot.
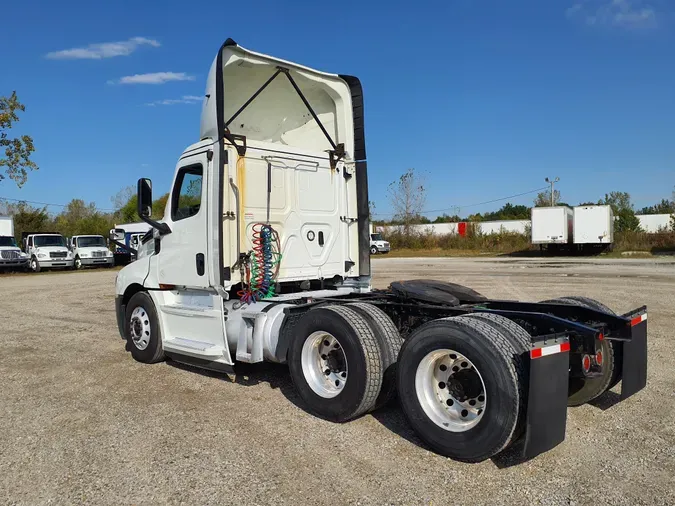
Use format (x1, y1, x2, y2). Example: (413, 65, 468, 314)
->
(156, 151, 210, 288)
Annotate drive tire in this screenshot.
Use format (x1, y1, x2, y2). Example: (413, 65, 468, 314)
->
(288, 305, 384, 422)
(540, 296, 617, 406)
(30, 256, 40, 273)
(125, 291, 165, 364)
(347, 302, 403, 409)
(556, 296, 623, 392)
(397, 316, 524, 462)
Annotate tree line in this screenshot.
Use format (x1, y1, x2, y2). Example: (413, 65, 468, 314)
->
(378, 168, 675, 233)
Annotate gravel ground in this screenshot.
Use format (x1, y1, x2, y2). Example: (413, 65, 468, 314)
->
(1, 257, 674, 505)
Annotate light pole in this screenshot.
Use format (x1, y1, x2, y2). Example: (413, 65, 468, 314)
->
(545, 177, 560, 206)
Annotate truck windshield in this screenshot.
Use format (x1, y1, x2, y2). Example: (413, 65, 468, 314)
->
(371, 233, 383, 241)
(78, 236, 106, 247)
(34, 236, 66, 247)
(0, 237, 17, 247)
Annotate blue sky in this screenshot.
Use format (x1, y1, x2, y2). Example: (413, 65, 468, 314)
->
(1, 0, 673, 218)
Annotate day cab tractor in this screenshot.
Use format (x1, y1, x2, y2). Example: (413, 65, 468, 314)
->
(114, 39, 647, 462)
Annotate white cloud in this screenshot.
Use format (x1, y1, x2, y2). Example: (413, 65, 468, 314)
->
(567, 0, 657, 29)
(109, 72, 196, 85)
(46, 37, 160, 60)
(145, 95, 203, 106)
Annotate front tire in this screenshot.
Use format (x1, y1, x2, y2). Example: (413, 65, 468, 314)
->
(30, 257, 41, 273)
(370, 246, 378, 255)
(288, 305, 384, 422)
(125, 291, 165, 364)
(74, 256, 83, 270)
(397, 316, 525, 462)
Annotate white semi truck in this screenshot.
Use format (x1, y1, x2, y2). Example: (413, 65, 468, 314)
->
(114, 39, 648, 463)
(0, 216, 29, 270)
(69, 235, 114, 269)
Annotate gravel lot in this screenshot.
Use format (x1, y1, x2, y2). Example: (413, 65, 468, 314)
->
(1, 257, 674, 505)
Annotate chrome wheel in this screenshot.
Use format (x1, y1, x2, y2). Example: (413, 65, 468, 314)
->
(129, 306, 151, 351)
(31, 258, 38, 271)
(415, 349, 486, 432)
(75, 257, 82, 269)
(301, 331, 348, 398)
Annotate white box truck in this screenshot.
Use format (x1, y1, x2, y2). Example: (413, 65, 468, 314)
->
(573, 205, 613, 249)
(0, 216, 29, 270)
(69, 235, 114, 269)
(112, 38, 648, 463)
(531, 206, 574, 249)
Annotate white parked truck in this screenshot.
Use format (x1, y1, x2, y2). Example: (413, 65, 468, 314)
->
(69, 235, 114, 269)
(0, 216, 29, 270)
(531, 206, 574, 250)
(114, 39, 647, 463)
(573, 205, 614, 250)
(23, 232, 74, 272)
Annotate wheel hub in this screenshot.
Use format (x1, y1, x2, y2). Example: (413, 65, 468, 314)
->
(301, 332, 348, 399)
(415, 349, 487, 432)
(129, 307, 151, 351)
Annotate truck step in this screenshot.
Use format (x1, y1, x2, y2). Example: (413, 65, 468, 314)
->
(164, 338, 224, 358)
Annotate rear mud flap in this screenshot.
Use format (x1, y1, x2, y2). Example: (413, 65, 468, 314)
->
(522, 338, 570, 460)
(621, 315, 648, 400)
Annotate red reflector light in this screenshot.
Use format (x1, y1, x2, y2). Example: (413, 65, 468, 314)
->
(598, 333, 604, 341)
(596, 350, 603, 366)
(159, 284, 176, 290)
(582, 355, 591, 372)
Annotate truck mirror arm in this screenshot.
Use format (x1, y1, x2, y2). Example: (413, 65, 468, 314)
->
(109, 238, 137, 256)
(139, 215, 172, 237)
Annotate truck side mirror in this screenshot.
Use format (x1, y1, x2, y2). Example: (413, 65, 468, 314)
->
(137, 178, 153, 219)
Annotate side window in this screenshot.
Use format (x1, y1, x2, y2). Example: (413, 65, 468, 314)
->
(172, 165, 203, 221)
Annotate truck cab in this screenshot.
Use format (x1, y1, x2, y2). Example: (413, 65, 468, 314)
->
(0, 216, 29, 270)
(24, 233, 74, 272)
(369, 232, 390, 254)
(70, 235, 114, 269)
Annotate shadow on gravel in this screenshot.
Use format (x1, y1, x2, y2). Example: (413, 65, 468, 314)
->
(370, 404, 430, 450)
(589, 390, 622, 411)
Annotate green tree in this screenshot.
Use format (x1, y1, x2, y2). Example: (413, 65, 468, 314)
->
(534, 190, 561, 207)
(1, 92, 38, 187)
(0, 200, 52, 243)
(433, 213, 462, 224)
(483, 203, 530, 221)
(600, 191, 641, 232)
(113, 188, 170, 223)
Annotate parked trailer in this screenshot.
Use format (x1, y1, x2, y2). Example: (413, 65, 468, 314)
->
(110, 222, 151, 265)
(531, 206, 574, 251)
(114, 39, 648, 463)
(573, 205, 614, 252)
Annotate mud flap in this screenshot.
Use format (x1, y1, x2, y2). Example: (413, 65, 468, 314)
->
(522, 338, 570, 460)
(621, 314, 647, 400)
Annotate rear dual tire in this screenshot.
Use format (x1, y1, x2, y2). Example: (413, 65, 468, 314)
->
(397, 314, 529, 462)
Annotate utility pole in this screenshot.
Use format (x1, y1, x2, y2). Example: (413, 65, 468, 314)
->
(545, 177, 560, 206)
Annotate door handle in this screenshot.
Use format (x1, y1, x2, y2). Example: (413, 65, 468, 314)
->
(196, 253, 205, 276)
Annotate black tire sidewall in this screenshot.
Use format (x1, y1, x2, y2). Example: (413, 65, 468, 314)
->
(397, 320, 520, 462)
(288, 308, 371, 422)
(125, 291, 163, 363)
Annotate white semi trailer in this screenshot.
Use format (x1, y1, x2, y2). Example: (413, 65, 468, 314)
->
(573, 205, 614, 251)
(531, 206, 574, 251)
(114, 39, 648, 463)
